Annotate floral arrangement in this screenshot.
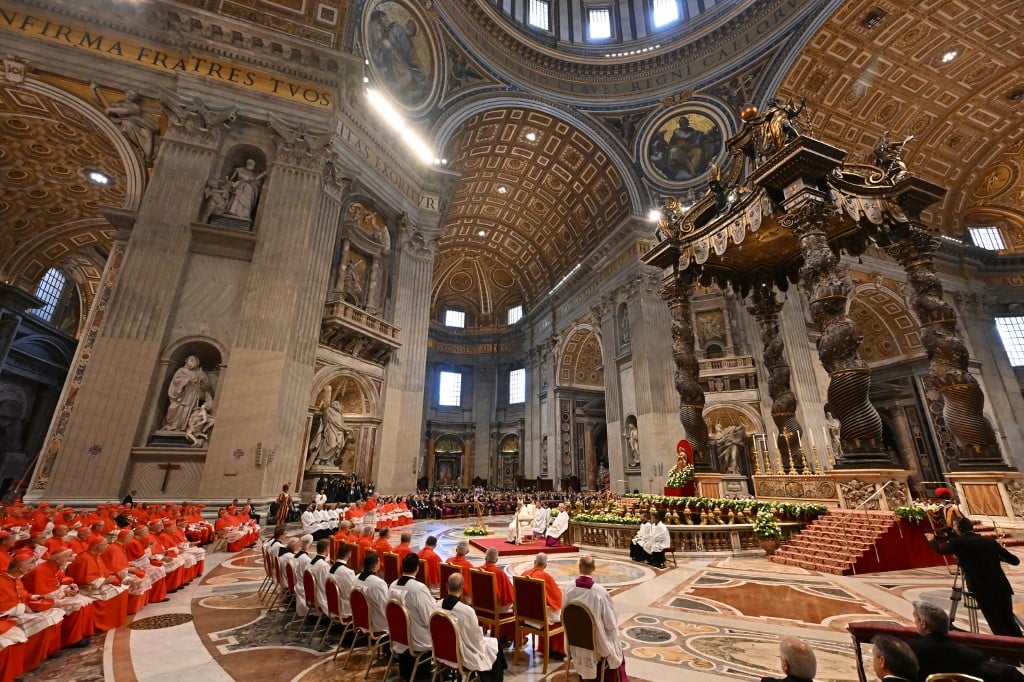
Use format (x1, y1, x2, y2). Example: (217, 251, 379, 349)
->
(572, 512, 644, 525)
(622, 494, 827, 521)
(752, 510, 783, 540)
(463, 526, 488, 536)
(665, 463, 696, 487)
(893, 505, 928, 524)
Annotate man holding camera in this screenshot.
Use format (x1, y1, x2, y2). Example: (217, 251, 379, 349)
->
(927, 516, 1023, 637)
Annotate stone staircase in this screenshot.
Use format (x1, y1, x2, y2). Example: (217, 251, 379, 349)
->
(770, 508, 898, 575)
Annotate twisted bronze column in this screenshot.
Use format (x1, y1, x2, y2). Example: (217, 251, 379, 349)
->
(886, 226, 1004, 467)
(784, 200, 891, 466)
(661, 269, 710, 467)
(747, 284, 804, 471)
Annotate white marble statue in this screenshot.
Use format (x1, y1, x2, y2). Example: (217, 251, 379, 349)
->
(225, 159, 266, 220)
(163, 355, 214, 432)
(625, 422, 640, 468)
(713, 424, 746, 475)
(185, 403, 214, 447)
(308, 395, 351, 468)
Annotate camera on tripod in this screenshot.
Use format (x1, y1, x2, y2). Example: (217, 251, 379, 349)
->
(932, 524, 954, 541)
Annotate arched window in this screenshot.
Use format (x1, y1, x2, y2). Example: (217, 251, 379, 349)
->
(31, 267, 67, 322)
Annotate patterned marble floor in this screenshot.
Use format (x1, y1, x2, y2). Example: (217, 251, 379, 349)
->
(22, 517, 1024, 682)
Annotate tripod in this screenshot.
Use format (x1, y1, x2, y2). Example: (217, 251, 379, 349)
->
(948, 565, 980, 633)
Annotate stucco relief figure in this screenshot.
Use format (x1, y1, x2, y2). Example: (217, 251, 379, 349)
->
(185, 403, 214, 447)
(367, 7, 429, 106)
(625, 422, 641, 468)
(307, 395, 351, 468)
(163, 355, 214, 432)
(225, 159, 266, 221)
(712, 424, 746, 475)
(93, 86, 159, 164)
(343, 254, 368, 307)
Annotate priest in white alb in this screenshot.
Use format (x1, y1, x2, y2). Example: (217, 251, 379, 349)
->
(545, 503, 569, 547)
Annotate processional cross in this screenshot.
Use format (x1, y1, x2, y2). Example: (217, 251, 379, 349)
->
(158, 462, 182, 492)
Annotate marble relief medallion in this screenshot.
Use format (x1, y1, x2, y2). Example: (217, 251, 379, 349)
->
(362, 0, 440, 112)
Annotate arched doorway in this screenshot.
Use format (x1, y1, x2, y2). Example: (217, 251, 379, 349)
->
(432, 435, 464, 488)
(497, 434, 520, 488)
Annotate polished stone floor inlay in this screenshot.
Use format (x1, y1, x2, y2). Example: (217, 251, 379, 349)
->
(129, 613, 195, 630)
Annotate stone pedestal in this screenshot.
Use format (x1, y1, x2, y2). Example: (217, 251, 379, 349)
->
(830, 469, 912, 511)
(947, 471, 1024, 527)
(720, 474, 751, 499)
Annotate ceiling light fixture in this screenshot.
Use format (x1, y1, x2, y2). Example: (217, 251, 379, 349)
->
(365, 87, 436, 164)
(941, 50, 958, 64)
(525, 131, 537, 142)
(497, 185, 508, 194)
(477, 229, 487, 237)
(87, 170, 110, 185)
(647, 208, 662, 222)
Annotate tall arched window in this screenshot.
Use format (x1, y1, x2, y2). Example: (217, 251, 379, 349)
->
(31, 267, 67, 322)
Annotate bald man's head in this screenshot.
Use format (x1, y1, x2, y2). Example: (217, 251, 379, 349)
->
(579, 554, 596, 575)
(779, 637, 816, 679)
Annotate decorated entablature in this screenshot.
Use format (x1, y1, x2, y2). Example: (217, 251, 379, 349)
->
(643, 100, 1008, 488)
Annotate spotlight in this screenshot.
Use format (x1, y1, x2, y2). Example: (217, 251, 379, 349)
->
(87, 170, 110, 185)
(647, 208, 662, 222)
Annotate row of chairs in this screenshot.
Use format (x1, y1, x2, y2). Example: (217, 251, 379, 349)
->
(257, 543, 604, 680)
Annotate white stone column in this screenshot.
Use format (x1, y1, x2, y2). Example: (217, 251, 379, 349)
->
(32, 99, 234, 499)
(376, 223, 440, 493)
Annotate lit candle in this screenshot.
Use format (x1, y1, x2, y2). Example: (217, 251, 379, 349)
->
(809, 432, 816, 449)
(823, 426, 830, 449)
(796, 429, 803, 448)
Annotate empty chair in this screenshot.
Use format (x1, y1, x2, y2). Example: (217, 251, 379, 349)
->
(513, 575, 564, 674)
(562, 602, 606, 682)
(257, 545, 274, 599)
(384, 599, 431, 681)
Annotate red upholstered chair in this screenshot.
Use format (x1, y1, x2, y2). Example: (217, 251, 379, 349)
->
(384, 600, 431, 681)
(346, 543, 360, 571)
(300, 570, 326, 642)
(416, 558, 428, 585)
(513, 575, 564, 673)
(382, 552, 400, 585)
(429, 611, 479, 682)
(257, 545, 274, 599)
(469, 569, 515, 637)
(562, 602, 606, 682)
(439, 563, 462, 600)
(323, 579, 353, 656)
(345, 589, 389, 675)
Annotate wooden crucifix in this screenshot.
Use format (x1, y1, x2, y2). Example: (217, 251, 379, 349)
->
(157, 462, 182, 493)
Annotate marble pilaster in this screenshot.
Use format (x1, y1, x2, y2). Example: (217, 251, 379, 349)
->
(472, 363, 496, 481)
(33, 102, 230, 499)
(203, 127, 342, 498)
(626, 272, 683, 487)
(376, 223, 440, 493)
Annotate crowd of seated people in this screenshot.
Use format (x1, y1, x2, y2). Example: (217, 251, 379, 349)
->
(265, 527, 626, 682)
(402, 489, 609, 520)
(0, 498, 260, 681)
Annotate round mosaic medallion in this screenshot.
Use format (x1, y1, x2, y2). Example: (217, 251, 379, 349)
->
(129, 613, 194, 630)
(541, 557, 652, 585)
(625, 626, 672, 643)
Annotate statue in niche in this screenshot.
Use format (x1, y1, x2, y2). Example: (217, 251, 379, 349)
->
(162, 355, 214, 432)
(225, 159, 266, 220)
(619, 311, 630, 346)
(307, 386, 352, 468)
(343, 254, 368, 307)
(540, 435, 549, 474)
(92, 86, 159, 164)
(625, 422, 641, 468)
(712, 423, 746, 475)
(185, 403, 214, 447)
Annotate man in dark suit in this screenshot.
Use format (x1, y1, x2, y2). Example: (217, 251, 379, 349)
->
(760, 636, 816, 682)
(909, 600, 986, 679)
(928, 517, 1023, 637)
(871, 634, 918, 681)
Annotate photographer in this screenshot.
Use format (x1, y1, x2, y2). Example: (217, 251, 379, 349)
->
(927, 517, 1023, 637)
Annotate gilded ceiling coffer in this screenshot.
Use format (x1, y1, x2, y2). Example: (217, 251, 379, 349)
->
(643, 102, 1010, 472)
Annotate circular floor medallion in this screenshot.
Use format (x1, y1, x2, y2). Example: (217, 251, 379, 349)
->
(129, 613, 194, 630)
